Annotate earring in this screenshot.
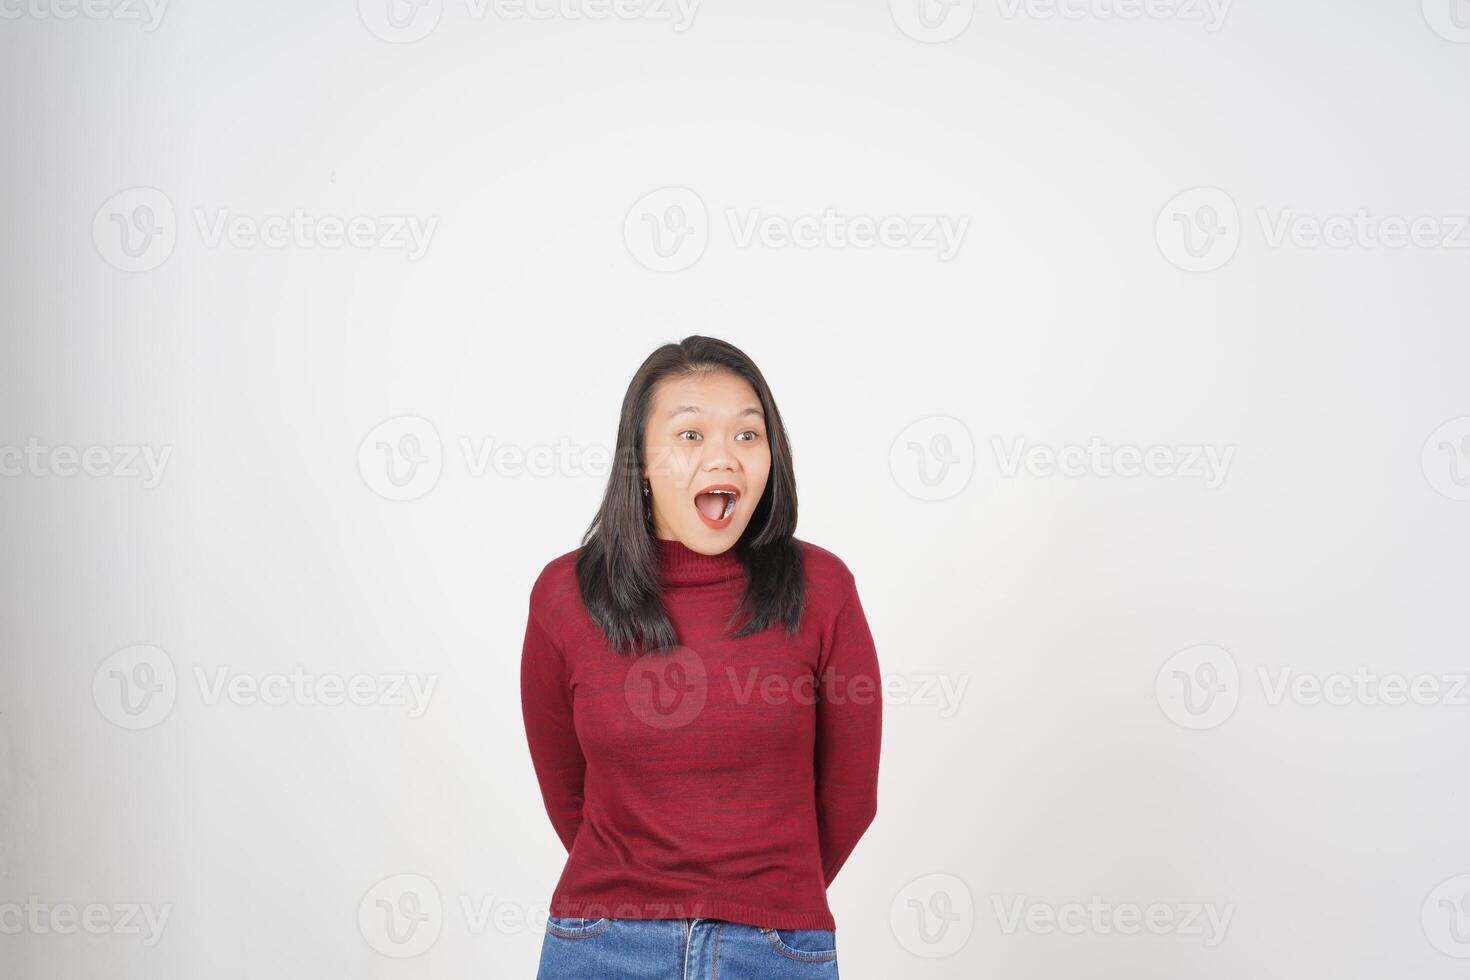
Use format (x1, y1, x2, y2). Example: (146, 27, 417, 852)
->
(642, 480, 650, 496)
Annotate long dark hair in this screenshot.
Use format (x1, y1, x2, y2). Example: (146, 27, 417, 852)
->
(576, 336, 805, 655)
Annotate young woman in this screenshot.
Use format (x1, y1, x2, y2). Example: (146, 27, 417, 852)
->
(520, 336, 882, 979)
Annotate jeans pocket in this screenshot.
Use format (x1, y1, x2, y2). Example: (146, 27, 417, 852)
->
(762, 927, 838, 962)
(545, 915, 612, 939)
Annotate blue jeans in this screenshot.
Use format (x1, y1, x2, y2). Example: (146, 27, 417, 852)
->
(536, 916, 840, 979)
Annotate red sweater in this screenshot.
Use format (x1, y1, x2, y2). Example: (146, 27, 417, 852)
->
(520, 537, 882, 931)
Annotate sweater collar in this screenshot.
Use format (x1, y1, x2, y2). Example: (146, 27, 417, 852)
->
(655, 536, 745, 587)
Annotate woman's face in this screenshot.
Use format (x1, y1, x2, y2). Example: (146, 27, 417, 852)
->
(642, 371, 771, 555)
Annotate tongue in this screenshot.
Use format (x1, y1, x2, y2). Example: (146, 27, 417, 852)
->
(695, 493, 726, 520)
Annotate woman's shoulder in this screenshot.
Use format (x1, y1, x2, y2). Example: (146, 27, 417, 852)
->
(530, 538, 858, 605)
(793, 538, 859, 597)
(528, 546, 585, 619)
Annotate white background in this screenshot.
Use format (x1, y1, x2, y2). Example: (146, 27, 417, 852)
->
(3, 0, 1470, 977)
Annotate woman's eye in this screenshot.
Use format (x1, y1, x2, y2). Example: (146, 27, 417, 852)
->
(678, 429, 760, 442)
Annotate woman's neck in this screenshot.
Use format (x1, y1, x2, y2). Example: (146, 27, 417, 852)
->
(654, 536, 744, 587)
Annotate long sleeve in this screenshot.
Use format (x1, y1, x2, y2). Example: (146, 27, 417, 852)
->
(520, 602, 585, 852)
(814, 580, 882, 887)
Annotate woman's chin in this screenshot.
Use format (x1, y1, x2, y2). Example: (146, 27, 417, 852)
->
(679, 522, 742, 552)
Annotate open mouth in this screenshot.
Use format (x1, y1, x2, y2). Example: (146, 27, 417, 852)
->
(692, 484, 740, 530)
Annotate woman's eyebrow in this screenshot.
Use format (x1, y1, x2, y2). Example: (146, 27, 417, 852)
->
(665, 405, 765, 419)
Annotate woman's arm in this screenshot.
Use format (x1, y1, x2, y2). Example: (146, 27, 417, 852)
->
(814, 580, 883, 886)
(519, 602, 585, 852)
